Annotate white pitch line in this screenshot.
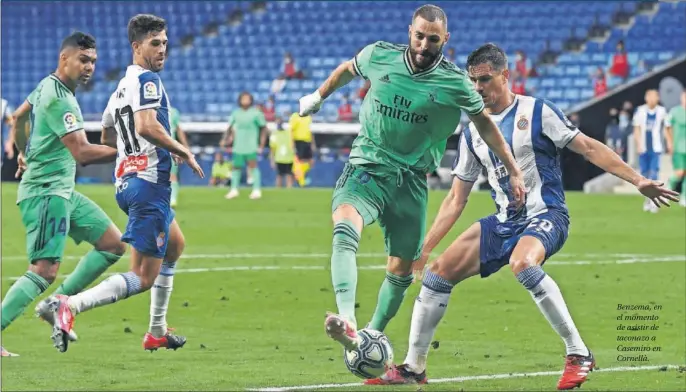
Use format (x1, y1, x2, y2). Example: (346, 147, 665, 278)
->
(3, 256, 684, 281)
(245, 364, 681, 392)
(0, 252, 676, 262)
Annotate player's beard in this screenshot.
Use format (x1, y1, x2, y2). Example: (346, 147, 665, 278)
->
(409, 43, 444, 71)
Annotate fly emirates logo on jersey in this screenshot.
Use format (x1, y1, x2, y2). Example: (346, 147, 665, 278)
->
(373, 94, 428, 124)
(116, 155, 149, 178)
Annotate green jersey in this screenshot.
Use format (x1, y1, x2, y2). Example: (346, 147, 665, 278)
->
(269, 128, 295, 164)
(351, 41, 485, 174)
(169, 107, 181, 140)
(228, 107, 266, 154)
(18, 74, 84, 203)
(668, 105, 686, 154)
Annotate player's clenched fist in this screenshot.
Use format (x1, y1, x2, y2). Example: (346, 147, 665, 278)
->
(299, 90, 323, 116)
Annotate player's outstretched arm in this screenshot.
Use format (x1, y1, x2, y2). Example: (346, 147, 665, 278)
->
(134, 109, 204, 178)
(567, 133, 679, 207)
(413, 177, 475, 281)
(299, 60, 357, 116)
(469, 111, 526, 207)
(62, 130, 117, 165)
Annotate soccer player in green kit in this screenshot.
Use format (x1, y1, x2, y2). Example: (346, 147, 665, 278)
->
(298, 4, 525, 353)
(168, 106, 189, 207)
(221, 92, 268, 200)
(667, 91, 686, 206)
(0, 32, 126, 357)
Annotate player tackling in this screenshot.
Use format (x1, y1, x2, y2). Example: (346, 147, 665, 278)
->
(38, 14, 204, 353)
(368, 43, 678, 390)
(299, 5, 526, 354)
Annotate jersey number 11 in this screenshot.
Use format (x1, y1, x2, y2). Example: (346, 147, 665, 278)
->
(115, 105, 141, 155)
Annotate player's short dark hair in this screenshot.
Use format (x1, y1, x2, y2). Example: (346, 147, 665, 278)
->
(412, 4, 447, 29)
(238, 91, 254, 106)
(466, 43, 508, 72)
(60, 32, 96, 52)
(127, 14, 167, 44)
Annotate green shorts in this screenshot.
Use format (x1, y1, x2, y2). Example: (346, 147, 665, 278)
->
(18, 191, 113, 263)
(673, 153, 686, 171)
(233, 152, 257, 168)
(332, 163, 428, 261)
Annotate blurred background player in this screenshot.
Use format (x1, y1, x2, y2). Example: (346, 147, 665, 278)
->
(372, 43, 678, 390)
(298, 5, 525, 353)
(633, 90, 668, 213)
(221, 92, 267, 199)
(270, 117, 295, 188)
(209, 152, 232, 187)
(169, 105, 189, 207)
(2, 97, 15, 165)
(290, 110, 316, 187)
(666, 91, 686, 206)
(1, 32, 126, 356)
(38, 14, 204, 353)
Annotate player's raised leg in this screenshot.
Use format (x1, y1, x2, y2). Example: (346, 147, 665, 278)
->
(508, 230, 594, 390)
(35, 191, 126, 338)
(144, 218, 186, 351)
(326, 164, 384, 351)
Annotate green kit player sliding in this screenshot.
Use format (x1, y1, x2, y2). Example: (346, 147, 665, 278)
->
(298, 5, 525, 352)
(1, 32, 126, 357)
(221, 92, 268, 200)
(168, 106, 189, 207)
(667, 91, 686, 206)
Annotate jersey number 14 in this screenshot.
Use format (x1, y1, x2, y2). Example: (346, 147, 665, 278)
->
(115, 105, 141, 155)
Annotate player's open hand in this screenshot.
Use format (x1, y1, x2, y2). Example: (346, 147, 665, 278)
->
(299, 91, 323, 116)
(15, 153, 26, 179)
(185, 153, 205, 178)
(412, 250, 431, 283)
(509, 170, 526, 209)
(637, 178, 679, 207)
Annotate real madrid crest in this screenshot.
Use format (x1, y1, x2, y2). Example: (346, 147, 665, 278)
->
(517, 115, 529, 130)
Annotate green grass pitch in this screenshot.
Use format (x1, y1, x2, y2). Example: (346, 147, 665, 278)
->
(1, 183, 684, 391)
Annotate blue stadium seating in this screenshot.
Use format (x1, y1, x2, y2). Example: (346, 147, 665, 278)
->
(2, 1, 684, 120)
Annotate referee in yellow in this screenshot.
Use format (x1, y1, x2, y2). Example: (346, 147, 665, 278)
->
(289, 111, 316, 187)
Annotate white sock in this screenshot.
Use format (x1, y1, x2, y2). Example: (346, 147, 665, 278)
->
(149, 261, 176, 338)
(404, 276, 452, 374)
(519, 267, 589, 356)
(68, 272, 142, 314)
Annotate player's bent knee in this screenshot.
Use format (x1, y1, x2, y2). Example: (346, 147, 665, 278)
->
(95, 225, 127, 256)
(386, 257, 413, 276)
(332, 204, 363, 229)
(29, 260, 59, 284)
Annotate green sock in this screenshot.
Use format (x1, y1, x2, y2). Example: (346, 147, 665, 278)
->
(252, 168, 261, 191)
(681, 177, 686, 200)
(1, 271, 50, 331)
(368, 272, 414, 331)
(331, 219, 361, 326)
(171, 181, 179, 204)
(55, 250, 121, 295)
(232, 169, 242, 191)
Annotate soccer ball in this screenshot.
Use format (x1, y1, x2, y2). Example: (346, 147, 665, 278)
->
(343, 328, 394, 379)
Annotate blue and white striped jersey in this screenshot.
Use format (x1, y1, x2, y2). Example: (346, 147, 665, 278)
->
(102, 65, 172, 187)
(452, 95, 579, 223)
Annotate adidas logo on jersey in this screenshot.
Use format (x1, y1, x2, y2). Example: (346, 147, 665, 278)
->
(379, 74, 391, 83)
